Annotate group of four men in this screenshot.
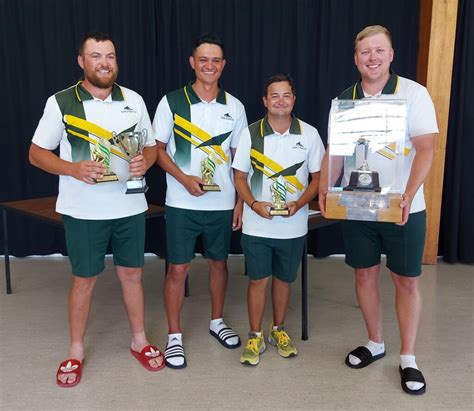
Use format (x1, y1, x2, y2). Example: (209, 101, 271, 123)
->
(29, 25, 437, 396)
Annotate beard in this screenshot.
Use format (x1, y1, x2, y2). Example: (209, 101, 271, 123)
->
(85, 67, 119, 89)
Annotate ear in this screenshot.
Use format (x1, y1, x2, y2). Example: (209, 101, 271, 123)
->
(262, 95, 268, 109)
(390, 48, 394, 63)
(77, 54, 84, 70)
(189, 55, 195, 70)
(354, 51, 358, 66)
(222, 58, 226, 70)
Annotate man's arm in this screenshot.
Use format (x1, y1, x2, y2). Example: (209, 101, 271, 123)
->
(29, 143, 105, 185)
(155, 141, 205, 196)
(399, 133, 437, 225)
(234, 169, 272, 220)
(231, 147, 243, 230)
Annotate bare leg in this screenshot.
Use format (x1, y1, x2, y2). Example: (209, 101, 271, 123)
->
(248, 278, 269, 332)
(116, 266, 162, 368)
(57, 275, 96, 385)
(208, 259, 227, 320)
(354, 264, 383, 343)
(391, 272, 421, 355)
(271, 277, 290, 326)
(164, 263, 189, 334)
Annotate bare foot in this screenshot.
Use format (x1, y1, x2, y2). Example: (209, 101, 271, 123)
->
(131, 342, 164, 368)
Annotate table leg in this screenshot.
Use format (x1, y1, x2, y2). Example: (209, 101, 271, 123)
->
(301, 236, 308, 340)
(2, 209, 12, 294)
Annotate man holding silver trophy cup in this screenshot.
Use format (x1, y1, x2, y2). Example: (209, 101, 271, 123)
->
(29, 32, 162, 387)
(233, 74, 325, 366)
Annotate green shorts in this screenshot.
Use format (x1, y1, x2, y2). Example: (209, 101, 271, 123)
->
(241, 234, 305, 283)
(165, 206, 233, 264)
(63, 213, 145, 278)
(342, 210, 426, 277)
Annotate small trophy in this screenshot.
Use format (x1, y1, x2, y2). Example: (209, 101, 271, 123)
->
(200, 154, 221, 192)
(113, 129, 148, 194)
(269, 176, 290, 216)
(344, 138, 381, 192)
(91, 138, 119, 183)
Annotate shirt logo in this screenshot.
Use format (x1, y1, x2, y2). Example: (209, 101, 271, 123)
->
(121, 106, 136, 113)
(221, 113, 233, 121)
(293, 141, 306, 150)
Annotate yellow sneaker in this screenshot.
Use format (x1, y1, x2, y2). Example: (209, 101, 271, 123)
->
(268, 324, 297, 358)
(240, 332, 266, 366)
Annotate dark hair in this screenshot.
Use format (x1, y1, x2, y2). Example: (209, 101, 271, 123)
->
(263, 74, 296, 97)
(192, 32, 225, 58)
(78, 32, 115, 55)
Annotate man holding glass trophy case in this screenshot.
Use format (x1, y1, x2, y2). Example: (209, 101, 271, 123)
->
(319, 25, 438, 395)
(29, 32, 160, 387)
(152, 33, 247, 369)
(233, 74, 325, 366)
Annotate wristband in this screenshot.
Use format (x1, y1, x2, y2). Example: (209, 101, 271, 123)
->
(250, 200, 258, 210)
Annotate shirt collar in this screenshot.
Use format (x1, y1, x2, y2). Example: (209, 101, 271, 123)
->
(259, 114, 302, 137)
(353, 70, 399, 99)
(184, 81, 227, 105)
(74, 81, 125, 102)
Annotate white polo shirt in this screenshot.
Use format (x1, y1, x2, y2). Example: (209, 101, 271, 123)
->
(32, 82, 155, 220)
(153, 83, 247, 211)
(232, 116, 325, 239)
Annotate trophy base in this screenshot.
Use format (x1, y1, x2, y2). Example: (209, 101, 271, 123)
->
(200, 184, 221, 192)
(126, 179, 148, 194)
(325, 191, 402, 223)
(343, 171, 381, 192)
(94, 172, 119, 183)
(269, 207, 290, 216)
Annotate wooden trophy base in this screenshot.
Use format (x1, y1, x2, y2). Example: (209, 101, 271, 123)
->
(200, 184, 221, 192)
(95, 172, 119, 183)
(269, 207, 290, 216)
(325, 191, 402, 223)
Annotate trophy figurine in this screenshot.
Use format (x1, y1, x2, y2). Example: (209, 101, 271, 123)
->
(269, 176, 290, 216)
(112, 129, 148, 194)
(200, 153, 221, 192)
(344, 138, 381, 192)
(91, 138, 119, 183)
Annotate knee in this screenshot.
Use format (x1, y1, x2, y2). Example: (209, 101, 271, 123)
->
(393, 276, 419, 295)
(354, 268, 378, 287)
(116, 266, 142, 285)
(167, 264, 189, 282)
(249, 277, 269, 290)
(71, 276, 97, 295)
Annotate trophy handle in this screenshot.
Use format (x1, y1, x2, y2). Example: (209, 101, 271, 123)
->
(139, 129, 147, 153)
(111, 131, 119, 146)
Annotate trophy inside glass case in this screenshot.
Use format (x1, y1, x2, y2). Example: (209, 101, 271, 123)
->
(325, 99, 407, 222)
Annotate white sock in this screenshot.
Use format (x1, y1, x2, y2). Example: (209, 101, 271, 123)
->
(400, 355, 424, 391)
(210, 318, 239, 346)
(349, 340, 385, 366)
(251, 331, 263, 338)
(166, 333, 185, 367)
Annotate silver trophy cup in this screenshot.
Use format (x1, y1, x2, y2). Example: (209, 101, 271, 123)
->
(113, 129, 149, 194)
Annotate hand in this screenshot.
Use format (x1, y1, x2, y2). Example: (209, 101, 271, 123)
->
(232, 201, 243, 231)
(129, 154, 147, 177)
(252, 201, 272, 219)
(318, 188, 327, 217)
(71, 160, 106, 185)
(396, 193, 412, 226)
(181, 175, 205, 196)
(286, 201, 300, 217)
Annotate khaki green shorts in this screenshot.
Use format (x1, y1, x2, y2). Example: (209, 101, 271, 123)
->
(63, 213, 145, 278)
(342, 210, 426, 277)
(241, 234, 305, 283)
(165, 206, 233, 264)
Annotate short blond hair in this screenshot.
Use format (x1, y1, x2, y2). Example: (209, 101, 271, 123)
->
(355, 25, 392, 50)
